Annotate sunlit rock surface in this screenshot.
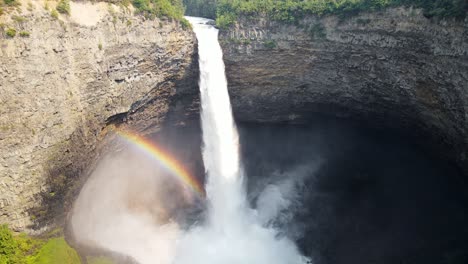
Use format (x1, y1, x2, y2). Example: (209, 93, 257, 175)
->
(0, 2, 198, 231)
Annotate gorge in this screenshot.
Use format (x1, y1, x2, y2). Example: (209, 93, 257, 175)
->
(1, 1, 468, 263)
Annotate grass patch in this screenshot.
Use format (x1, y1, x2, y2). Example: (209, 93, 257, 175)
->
(19, 30, 30, 37)
(51, 9, 58, 19)
(5, 27, 16, 37)
(28, 238, 80, 264)
(88, 256, 115, 264)
(11, 15, 26, 23)
(0, 225, 115, 264)
(56, 0, 70, 15)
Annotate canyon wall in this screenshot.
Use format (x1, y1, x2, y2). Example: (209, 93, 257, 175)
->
(219, 8, 468, 174)
(0, 1, 198, 231)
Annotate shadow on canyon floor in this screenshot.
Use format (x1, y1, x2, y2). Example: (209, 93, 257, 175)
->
(239, 116, 468, 264)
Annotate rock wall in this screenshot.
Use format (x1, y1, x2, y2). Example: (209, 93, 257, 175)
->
(0, 1, 198, 231)
(219, 8, 468, 174)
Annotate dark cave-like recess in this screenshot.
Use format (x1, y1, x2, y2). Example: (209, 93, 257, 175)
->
(238, 116, 468, 264)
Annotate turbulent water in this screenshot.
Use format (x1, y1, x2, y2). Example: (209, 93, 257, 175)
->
(175, 17, 309, 264)
(71, 17, 308, 264)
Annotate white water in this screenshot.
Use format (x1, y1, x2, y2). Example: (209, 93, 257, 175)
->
(71, 17, 309, 264)
(176, 17, 310, 264)
(188, 17, 245, 226)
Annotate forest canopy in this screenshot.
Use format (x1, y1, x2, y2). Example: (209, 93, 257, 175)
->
(183, 0, 467, 27)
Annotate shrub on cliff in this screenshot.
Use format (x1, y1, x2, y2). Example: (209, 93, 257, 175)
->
(19, 31, 30, 37)
(3, 0, 18, 6)
(56, 0, 70, 15)
(50, 9, 58, 19)
(133, 0, 185, 20)
(5, 27, 16, 37)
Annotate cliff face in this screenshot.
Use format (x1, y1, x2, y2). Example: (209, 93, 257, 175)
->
(0, 2, 198, 231)
(219, 8, 468, 173)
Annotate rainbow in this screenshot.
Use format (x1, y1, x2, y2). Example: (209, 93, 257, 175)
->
(116, 129, 205, 197)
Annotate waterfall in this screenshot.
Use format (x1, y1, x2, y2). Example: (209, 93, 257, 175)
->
(187, 16, 246, 227)
(70, 17, 309, 264)
(176, 17, 310, 264)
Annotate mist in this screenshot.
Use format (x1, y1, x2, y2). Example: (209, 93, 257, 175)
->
(71, 17, 310, 264)
(239, 118, 468, 264)
(70, 15, 468, 264)
(71, 143, 192, 264)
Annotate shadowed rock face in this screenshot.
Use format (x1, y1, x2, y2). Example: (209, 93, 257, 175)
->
(219, 7, 468, 174)
(239, 119, 468, 264)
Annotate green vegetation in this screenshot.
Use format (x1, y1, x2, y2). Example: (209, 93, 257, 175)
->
(5, 27, 15, 37)
(11, 15, 26, 23)
(183, 0, 466, 28)
(56, 0, 70, 15)
(98, 42, 103, 50)
(264, 39, 276, 48)
(183, 0, 216, 18)
(216, 12, 236, 29)
(0, 0, 186, 23)
(51, 9, 58, 19)
(3, 0, 18, 6)
(19, 30, 30, 37)
(28, 238, 80, 264)
(0, 225, 19, 263)
(132, 0, 185, 20)
(0, 0, 20, 16)
(0, 225, 114, 264)
(180, 17, 191, 28)
(88, 256, 115, 264)
(0, 224, 44, 264)
(108, 4, 119, 23)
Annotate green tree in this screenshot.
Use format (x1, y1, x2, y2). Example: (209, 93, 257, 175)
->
(183, 0, 217, 18)
(212, 0, 467, 28)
